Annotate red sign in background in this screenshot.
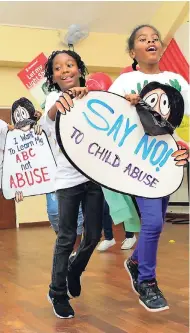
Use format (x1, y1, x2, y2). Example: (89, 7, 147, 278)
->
(17, 53, 48, 89)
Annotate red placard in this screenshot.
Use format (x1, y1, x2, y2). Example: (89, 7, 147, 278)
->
(17, 53, 48, 90)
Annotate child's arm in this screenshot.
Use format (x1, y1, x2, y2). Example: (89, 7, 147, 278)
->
(46, 91, 71, 121)
(48, 94, 71, 121)
(125, 94, 140, 105)
(48, 87, 88, 120)
(47, 103, 58, 122)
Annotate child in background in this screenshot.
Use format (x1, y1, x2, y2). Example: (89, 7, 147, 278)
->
(97, 199, 139, 251)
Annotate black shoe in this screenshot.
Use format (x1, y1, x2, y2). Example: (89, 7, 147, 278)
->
(48, 292, 74, 319)
(67, 270, 81, 298)
(138, 279, 169, 312)
(124, 258, 139, 295)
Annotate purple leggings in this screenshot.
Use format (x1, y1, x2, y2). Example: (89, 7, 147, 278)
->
(132, 196, 169, 283)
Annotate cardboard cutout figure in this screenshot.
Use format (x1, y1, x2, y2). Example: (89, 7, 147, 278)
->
(136, 82, 184, 136)
(2, 98, 56, 201)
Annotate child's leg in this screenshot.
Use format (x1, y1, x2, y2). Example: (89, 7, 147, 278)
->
(76, 203, 84, 236)
(122, 222, 134, 238)
(131, 197, 166, 283)
(162, 196, 170, 220)
(121, 222, 136, 250)
(96, 200, 116, 251)
(102, 200, 114, 240)
(68, 182, 103, 275)
(125, 231, 135, 238)
(71, 203, 84, 252)
(126, 196, 170, 312)
(131, 196, 169, 266)
(50, 186, 83, 298)
(46, 192, 59, 233)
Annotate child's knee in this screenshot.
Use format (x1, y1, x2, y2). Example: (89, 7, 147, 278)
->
(58, 231, 76, 249)
(147, 216, 163, 234)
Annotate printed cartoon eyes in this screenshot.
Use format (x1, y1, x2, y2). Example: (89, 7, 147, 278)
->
(14, 106, 30, 124)
(159, 93, 170, 116)
(144, 93, 158, 108)
(143, 92, 170, 117)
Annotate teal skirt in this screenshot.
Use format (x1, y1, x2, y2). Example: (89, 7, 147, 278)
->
(103, 188, 141, 233)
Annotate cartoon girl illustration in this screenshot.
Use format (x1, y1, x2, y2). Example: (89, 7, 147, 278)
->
(11, 97, 42, 133)
(11, 97, 42, 202)
(136, 81, 184, 136)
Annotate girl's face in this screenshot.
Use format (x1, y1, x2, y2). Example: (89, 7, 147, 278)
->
(130, 26, 163, 66)
(52, 53, 81, 91)
(143, 88, 171, 120)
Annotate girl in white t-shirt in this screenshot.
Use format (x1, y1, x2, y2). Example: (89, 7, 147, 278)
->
(39, 114, 84, 238)
(44, 50, 104, 319)
(108, 24, 189, 313)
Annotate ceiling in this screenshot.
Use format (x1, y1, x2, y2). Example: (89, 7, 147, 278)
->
(0, 1, 163, 34)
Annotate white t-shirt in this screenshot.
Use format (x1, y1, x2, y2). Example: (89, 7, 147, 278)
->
(44, 91, 88, 190)
(108, 71, 189, 116)
(39, 114, 59, 160)
(0, 120, 8, 189)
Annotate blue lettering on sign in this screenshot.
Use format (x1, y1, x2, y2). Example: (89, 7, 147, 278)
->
(107, 114, 124, 142)
(82, 98, 174, 172)
(134, 134, 174, 172)
(118, 118, 137, 147)
(83, 98, 137, 147)
(83, 99, 114, 131)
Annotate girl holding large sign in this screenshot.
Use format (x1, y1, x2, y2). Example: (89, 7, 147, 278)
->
(107, 24, 189, 313)
(44, 50, 104, 319)
(44, 50, 141, 319)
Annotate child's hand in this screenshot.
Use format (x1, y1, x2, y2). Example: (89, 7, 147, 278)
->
(15, 191, 24, 203)
(34, 124, 43, 135)
(34, 110, 42, 121)
(67, 87, 88, 99)
(172, 145, 189, 166)
(56, 92, 74, 115)
(7, 124, 14, 131)
(125, 94, 140, 105)
(55, 87, 88, 115)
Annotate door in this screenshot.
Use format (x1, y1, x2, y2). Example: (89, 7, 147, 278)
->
(0, 108, 16, 229)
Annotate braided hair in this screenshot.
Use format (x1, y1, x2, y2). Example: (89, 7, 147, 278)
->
(44, 50, 88, 92)
(127, 25, 162, 71)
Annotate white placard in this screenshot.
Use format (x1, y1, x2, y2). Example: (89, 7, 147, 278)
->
(56, 91, 183, 198)
(2, 129, 56, 199)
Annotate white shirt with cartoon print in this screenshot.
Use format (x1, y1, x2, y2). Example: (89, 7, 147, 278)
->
(108, 71, 189, 114)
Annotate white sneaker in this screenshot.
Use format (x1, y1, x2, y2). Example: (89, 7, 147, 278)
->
(96, 239, 116, 252)
(121, 235, 136, 250)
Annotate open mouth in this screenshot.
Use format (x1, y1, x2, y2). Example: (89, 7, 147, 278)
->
(61, 76, 73, 81)
(146, 46, 157, 52)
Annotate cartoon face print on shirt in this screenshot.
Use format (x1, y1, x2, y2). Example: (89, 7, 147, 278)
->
(11, 97, 38, 132)
(139, 82, 184, 132)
